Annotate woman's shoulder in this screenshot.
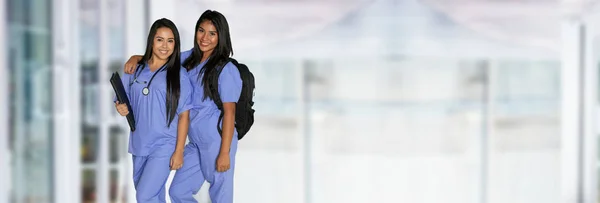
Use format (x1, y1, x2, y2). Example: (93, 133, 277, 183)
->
(218, 61, 241, 84)
(221, 61, 239, 74)
(181, 49, 193, 62)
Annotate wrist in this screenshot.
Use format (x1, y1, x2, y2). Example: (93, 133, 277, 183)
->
(174, 148, 184, 154)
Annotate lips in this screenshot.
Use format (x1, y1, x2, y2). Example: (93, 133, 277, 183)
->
(158, 50, 169, 55)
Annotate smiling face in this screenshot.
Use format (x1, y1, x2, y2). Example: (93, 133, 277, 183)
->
(196, 20, 218, 58)
(151, 27, 176, 61)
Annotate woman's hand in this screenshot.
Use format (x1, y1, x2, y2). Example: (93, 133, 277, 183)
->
(170, 151, 184, 170)
(216, 153, 230, 172)
(115, 101, 129, 116)
(124, 55, 142, 74)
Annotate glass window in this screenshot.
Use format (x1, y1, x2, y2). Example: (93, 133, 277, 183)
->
(82, 169, 96, 203)
(7, 0, 54, 202)
(80, 0, 99, 200)
(233, 59, 303, 202)
(110, 170, 119, 202)
(306, 58, 484, 203)
(82, 125, 98, 163)
(109, 126, 125, 163)
(488, 60, 561, 203)
(79, 0, 127, 202)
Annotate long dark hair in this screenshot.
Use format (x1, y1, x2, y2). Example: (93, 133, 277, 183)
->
(182, 10, 233, 101)
(138, 18, 182, 127)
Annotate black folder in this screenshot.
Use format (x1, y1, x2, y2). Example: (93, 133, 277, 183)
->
(110, 72, 136, 132)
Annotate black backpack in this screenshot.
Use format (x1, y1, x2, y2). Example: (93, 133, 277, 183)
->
(210, 58, 255, 140)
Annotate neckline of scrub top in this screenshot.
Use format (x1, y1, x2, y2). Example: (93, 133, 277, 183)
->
(132, 63, 167, 95)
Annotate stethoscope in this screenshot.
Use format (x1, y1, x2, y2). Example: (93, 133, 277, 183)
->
(129, 64, 167, 96)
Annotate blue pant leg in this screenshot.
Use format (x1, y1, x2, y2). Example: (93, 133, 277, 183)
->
(134, 155, 172, 203)
(206, 140, 238, 203)
(170, 143, 206, 203)
(132, 155, 147, 189)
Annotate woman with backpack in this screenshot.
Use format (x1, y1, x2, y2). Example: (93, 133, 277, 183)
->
(123, 10, 245, 203)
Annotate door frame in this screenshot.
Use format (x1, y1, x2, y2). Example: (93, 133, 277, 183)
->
(52, 0, 81, 202)
(0, 0, 8, 202)
(561, 9, 600, 203)
(581, 12, 600, 203)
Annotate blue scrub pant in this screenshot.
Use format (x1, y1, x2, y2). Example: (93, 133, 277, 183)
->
(169, 114, 238, 203)
(132, 155, 172, 203)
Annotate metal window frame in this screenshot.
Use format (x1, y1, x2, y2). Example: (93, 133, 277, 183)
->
(582, 15, 599, 203)
(96, 0, 110, 202)
(581, 22, 596, 203)
(52, 0, 82, 202)
(120, 0, 150, 202)
(0, 0, 8, 202)
(559, 17, 600, 203)
(557, 8, 600, 202)
(560, 19, 584, 203)
(568, 8, 600, 203)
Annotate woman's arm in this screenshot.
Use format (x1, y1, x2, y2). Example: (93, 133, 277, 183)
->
(215, 62, 242, 172)
(176, 110, 190, 152)
(171, 69, 194, 170)
(216, 102, 235, 172)
(220, 103, 236, 153)
(170, 110, 189, 170)
(124, 55, 143, 74)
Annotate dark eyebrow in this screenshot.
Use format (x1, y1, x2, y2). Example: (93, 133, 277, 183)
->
(199, 27, 217, 33)
(156, 36, 174, 40)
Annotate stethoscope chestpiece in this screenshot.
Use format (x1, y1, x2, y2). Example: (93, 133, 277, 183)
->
(142, 87, 150, 95)
(130, 65, 166, 96)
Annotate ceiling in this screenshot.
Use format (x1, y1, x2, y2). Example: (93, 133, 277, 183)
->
(174, 0, 600, 59)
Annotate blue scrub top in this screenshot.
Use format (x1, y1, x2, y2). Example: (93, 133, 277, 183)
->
(119, 64, 194, 156)
(181, 49, 242, 119)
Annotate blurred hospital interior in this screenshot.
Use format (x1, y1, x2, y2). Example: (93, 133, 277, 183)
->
(2, 0, 600, 202)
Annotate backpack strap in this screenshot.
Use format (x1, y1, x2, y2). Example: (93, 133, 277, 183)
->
(209, 58, 238, 136)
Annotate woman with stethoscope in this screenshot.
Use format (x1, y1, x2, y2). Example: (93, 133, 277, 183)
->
(123, 10, 242, 203)
(114, 18, 193, 203)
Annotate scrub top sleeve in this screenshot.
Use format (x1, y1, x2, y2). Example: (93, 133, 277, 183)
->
(218, 62, 242, 103)
(180, 49, 193, 64)
(177, 68, 194, 114)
